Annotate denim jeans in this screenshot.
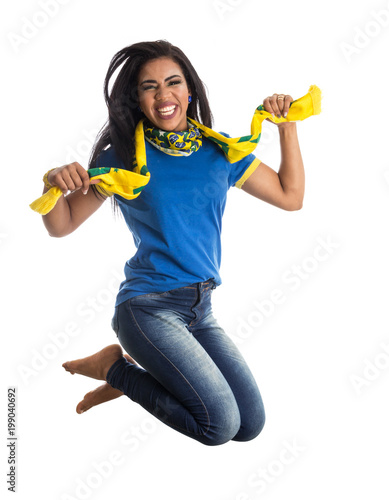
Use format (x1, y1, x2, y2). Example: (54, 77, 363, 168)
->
(107, 278, 265, 446)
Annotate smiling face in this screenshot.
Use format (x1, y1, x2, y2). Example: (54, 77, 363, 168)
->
(137, 57, 191, 132)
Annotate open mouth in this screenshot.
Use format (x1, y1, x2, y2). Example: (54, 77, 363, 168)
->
(156, 105, 178, 118)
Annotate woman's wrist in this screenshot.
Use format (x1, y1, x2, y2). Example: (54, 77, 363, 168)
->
(277, 121, 297, 131)
(43, 168, 56, 189)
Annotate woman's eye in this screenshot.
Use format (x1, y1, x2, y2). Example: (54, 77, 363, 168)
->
(141, 80, 181, 91)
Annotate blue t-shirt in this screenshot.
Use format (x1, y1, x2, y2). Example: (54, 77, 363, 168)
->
(97, 134, 260, 307)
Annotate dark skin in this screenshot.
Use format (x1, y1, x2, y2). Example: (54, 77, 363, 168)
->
(48, 60, 304, 413)
(241, 93, 305, 211)
(42, 62, 302, 238)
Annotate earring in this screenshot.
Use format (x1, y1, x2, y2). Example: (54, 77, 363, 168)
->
(188, 96, 192, 103)
(137, 106, 142, 112)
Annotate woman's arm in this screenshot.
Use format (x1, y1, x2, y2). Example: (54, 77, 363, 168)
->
(41, 162, 107, 237)
(241, 122, 304, 211)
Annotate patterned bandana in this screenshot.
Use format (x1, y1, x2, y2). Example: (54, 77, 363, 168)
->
(143, 120, 202, 156)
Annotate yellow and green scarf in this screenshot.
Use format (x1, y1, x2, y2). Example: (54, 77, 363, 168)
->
(30, 85, 321, 215)
(144, 120, 202, 156)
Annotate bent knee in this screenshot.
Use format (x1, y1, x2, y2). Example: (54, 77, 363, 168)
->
(233, 406, 266, 442)
(199, 412, 241, 446)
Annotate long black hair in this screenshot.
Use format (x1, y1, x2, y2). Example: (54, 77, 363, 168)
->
(88, 39, 214, 207)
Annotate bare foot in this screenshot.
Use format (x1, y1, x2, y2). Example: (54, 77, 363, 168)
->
(62, 344, 123, 381)
(76, 384, 124, 414)
(76, 354, 138, 414)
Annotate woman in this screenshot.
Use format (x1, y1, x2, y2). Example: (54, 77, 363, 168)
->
(43, 40, 305, 446)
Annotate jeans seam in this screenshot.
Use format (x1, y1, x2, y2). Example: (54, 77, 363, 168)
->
(188, 286, 212, 328)
(125, 301, 211, 435)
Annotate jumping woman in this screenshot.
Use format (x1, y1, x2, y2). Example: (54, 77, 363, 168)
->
(33, 40, 319, 446)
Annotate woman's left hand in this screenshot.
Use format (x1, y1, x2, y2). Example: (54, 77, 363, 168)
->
(263, 93, 294, 126)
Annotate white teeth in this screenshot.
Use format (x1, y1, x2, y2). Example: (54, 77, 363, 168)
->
(159, 105, 175, 111)
(157, 105, 176, 116)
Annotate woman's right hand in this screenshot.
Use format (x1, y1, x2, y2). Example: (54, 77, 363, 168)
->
(47, 162, 100, 195)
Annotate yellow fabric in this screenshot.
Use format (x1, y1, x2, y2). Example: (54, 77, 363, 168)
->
(30, 85, 321, 215)
(42, 168, 56, 189)
(235, 158, 262, 189)
(29, 167, 150, 215)
(134, 85, 321, 167)
(187, 84, 321, 163)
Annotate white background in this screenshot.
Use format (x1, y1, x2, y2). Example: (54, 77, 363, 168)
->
(1, 0, 389, 498)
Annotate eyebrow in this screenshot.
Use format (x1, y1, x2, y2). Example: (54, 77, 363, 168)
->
(139, 74, 182, 85)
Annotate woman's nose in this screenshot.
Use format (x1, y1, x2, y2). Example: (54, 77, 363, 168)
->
(155, 86, 172, 100)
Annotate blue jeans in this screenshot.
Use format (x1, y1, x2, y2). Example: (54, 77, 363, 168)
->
(107, 278, 265, 446)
